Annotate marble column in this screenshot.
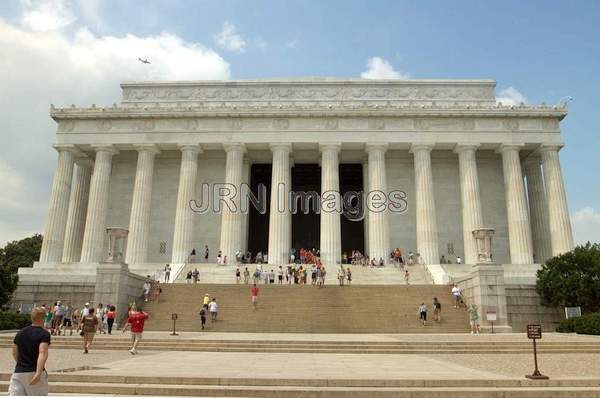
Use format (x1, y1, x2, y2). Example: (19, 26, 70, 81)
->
(219, 143, 246, 264)
(540, 145, 575, 256)
(319, 143, 342, 266)
(411, 144, 439, 265)
(240, 158, 251, 254)
(61, 159, 92, 263)
(80, 145, 118, 263)
(455, 144, 484, 265)
(268, 143, 292, 265)
(498, 144, 533, 264)
(523, 156, 552, 263)
(362, 158, 369, 256)
(125, 144, 160, 266)
(171, 144, 202, 264)
(39, 145, 76, 263)
(365, 144, 389, 264)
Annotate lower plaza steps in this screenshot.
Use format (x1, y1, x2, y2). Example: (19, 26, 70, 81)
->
(141, 283, 466, 333)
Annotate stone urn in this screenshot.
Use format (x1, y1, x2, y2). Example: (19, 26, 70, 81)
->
(472, 228, 495, 265)
(105, 227, 129, 263)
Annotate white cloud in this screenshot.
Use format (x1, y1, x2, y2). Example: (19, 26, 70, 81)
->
(360, 57, 410, 79)
(21, 0, 76, 31)
(571, 207, 600, 245)
(214, 21, 246, 53)
(0, 18, 230, 245)
(496, 86, 527, 106)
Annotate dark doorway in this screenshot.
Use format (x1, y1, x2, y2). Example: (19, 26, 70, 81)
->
(247, 164, 271, 255)
(340, 164, 364, 254)
(291, 164, 321, 251)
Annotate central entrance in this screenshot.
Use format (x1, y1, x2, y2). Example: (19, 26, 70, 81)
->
(247, 162, 365, 258)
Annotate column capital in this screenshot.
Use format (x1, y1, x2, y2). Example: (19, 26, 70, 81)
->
(453, 143, 480, 154)
(134, 144, 161, 154)
(409, 143, 435, 153)
(269, 143, 292, 153)
(91, 144, 119, 155)
(52, 144, 80, 155)
(496, 143, 525, 154)
(223, 143, 246, 153)
(365, 143, 388, 153)
(537, 143, 564, 153)
(319, 143, 342, 153)
(178, 144, 203, 154)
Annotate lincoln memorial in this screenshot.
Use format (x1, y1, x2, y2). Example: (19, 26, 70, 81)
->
(15, 78, 574, 331)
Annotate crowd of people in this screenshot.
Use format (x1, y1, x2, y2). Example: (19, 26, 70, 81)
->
(230, 263, 358, 287)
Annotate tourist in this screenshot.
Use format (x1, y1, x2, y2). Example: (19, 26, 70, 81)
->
(243, 267, 250, 284)
(53, 301, 65, 335)
(286, 266, 293, 284)
(106, 306, 116, 334)
(451, 284, 462, 308)
(216, 250, 223, 265)
(199, 307, 207, 330)
(311, 264, 317, 285)
(223, 255, 228, 265)
(321, 266, 327, 285)
(235, 267, 241, 284)
(337, 266, 346, 286)
(209, 298, 218, 321)
(192, 268, 200, 283)
(186, 271, 192, 284)
(43, 306, 53, 332)
(433, 297, 442, 322)
(80, 308, 98, 354)
(468, 304, 481, 334)
(82, 302, 91, 317)
(203, 293, 210, 309)
(62, 305, 74, 336)
(164, 264, 171, 282)
(123, 309, 149, 354)
(404, 269, 410, 285)
(418, 302, 428, 326)
(204, 245, 209, 262)
(440, 255, 446, 264)
(278, 266, 284, 284)
(96, 304, 105, 334)
(456, 256, 462, 264)
(253, 268, 261, 284)
(153, 280, 162, 303)
(190, 248, 197, 263)
(346, 267, 352, 285)
(143, 280, 151, 302)
(8, 307, 50, 396)
(251, 284, 259, 309)
(269, 269, 275, 284)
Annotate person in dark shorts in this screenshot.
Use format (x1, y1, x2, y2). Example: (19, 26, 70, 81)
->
(433, 297, 442, 322)
(199, 307, 207, 330)
(9, 307, 51, 396)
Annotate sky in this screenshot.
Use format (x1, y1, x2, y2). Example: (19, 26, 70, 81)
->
(0, 0, 599, 246)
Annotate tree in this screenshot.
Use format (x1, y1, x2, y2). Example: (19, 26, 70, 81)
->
(0, 234, 42, 308)
(536, 243, 600, 313)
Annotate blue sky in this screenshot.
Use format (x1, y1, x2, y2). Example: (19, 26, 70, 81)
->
(0, 0, 599, 244)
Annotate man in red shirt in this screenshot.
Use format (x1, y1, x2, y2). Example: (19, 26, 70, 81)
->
(122, 309, 149, 355)
(251, 284, 259, 309)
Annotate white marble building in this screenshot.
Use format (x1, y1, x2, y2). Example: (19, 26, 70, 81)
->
(28, 78, 574, 283)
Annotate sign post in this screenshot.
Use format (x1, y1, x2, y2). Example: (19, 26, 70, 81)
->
(486, 311, 497, 334)
(526, 324, 548, 380)
(171, 313, 178, 336)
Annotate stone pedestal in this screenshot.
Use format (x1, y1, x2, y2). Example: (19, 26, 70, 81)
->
(105, 227, 129, 264)
(457, 265, 513, 333)
(472, 228, 495, 265)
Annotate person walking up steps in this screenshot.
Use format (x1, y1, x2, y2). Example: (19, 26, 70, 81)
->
(209, 298, 218, 321)
(404, 269, 410, 285)
(203, 293, 210, 309)
(8, 307, 50, 396)
(418, 302, 428, 326)
(164, 264, 171, 283)
(122, 309, 149, 354)
(199, 307, 207, 330)
(251, 284, 259, 309)
(79, 308, 98, 354)
(433, 297, 441, 322)
(243, 267, 250, 284)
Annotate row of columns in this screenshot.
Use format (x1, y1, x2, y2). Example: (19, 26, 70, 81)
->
(39, 142, 574, 267)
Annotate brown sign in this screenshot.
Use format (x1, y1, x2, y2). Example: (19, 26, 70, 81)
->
(527, 324, 542, 339)
(171, 313, 178, 321)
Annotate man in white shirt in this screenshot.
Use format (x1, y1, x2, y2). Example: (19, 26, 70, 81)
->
(456, 256, 462, 264)
(208, 299, 218, 321)
(451, 285, 462, 308)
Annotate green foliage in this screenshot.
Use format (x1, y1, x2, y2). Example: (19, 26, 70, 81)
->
(0, 311, 32, 330)
(536, 243, 600, 313)
(0, 234, 43, 308)
(556, 313, 600, 335)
